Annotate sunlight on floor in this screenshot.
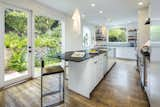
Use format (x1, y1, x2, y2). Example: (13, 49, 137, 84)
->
(5, 71, 28, 81)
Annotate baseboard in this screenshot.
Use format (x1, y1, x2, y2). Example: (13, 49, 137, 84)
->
(116, 57, 136, 61)
(3, 77, 33, 90)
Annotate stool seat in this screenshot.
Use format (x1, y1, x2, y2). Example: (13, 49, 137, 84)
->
(42, 65, 64, 76)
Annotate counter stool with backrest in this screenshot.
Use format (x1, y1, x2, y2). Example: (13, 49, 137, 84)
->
(41, 59, 64, 107)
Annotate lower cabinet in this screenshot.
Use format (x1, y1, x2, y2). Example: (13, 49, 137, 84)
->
(103, 53, 108, 74)
(68, 53, 108, 98)
(107, 48, 116, 71)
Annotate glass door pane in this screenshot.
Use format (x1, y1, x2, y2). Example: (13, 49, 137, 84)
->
(4, 8, 29, 81)
(34, 16, 62, 77)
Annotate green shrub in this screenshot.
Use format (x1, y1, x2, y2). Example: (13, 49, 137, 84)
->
(8, 50, 27, 72)
(5, 32, 27, 49)
(5, 32, 27, 72)
(109, 28, 126, 42)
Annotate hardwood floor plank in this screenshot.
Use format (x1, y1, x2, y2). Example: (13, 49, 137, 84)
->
(0, 60, 149, 107)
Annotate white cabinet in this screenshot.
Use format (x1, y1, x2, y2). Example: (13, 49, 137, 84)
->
(68, 53, 107, 98)
(68, 59, 92, 98)
(103, 53, 108, 74)
(116, 47, 136, 60)
(89, 56, 99, 92)
(98, 54, 104, 79)
(107, 48, 116, 71)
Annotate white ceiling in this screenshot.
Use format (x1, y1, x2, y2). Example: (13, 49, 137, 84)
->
(35, 0, 148, 26)
(151, 0, 160, 19)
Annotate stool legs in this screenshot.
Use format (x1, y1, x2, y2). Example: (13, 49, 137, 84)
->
(41, 72, 64, 107)
(63, 72, 65, 103)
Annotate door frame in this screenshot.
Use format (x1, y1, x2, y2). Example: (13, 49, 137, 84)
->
(0, 3, 33, 88)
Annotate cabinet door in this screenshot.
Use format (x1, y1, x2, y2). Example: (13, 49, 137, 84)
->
(97, 54, 104, 83)
(89, 56, 98, 91)
(103, 53, 108, 74)
(108, 48, 115, 71)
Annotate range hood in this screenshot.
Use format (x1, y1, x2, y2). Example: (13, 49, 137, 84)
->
(145, 18, 150, 25)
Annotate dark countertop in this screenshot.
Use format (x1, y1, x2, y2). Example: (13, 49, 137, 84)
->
(59, 50, 107, 62)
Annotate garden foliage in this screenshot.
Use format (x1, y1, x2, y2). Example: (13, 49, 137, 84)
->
(5, 9, 61, 72)
(109, 28, 126, 42)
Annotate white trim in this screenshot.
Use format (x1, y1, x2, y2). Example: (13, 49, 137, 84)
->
(31, 13, 35, 78)
(61, 20, 66, 53)
(0, 7, 5, 88)
(27, 10, 33, 78)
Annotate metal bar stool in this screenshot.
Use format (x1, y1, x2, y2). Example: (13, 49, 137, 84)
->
(41, 59, 64, 107)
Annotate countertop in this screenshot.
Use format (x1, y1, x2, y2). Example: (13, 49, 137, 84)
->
(59, 50, 107, 62)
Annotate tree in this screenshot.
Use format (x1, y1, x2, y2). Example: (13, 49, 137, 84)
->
(109, 28, 126, 42)
(5, 9, 27, 36)
(35, 16, 59, 34)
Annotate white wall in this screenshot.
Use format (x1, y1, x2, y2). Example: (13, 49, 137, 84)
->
(65, 16, 83, 51)
(137, 7, 150, 50)
(127, 22, 137, 30)
(150, 0, 160, 62)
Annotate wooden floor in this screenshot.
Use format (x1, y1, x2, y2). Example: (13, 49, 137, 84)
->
(0, 60, 149, 107)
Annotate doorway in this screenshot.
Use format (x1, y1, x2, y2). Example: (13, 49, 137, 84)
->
(0, 4, 64, 88)
(0, 6, 32, 87)
(33, 15, 62, 77)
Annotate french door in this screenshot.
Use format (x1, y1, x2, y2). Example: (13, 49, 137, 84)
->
(0, 4, 33, 87)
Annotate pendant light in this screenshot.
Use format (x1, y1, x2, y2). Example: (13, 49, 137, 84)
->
(72, 8, 81, 35)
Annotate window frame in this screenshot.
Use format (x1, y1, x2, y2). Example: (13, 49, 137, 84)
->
(107, 26, 128, 43)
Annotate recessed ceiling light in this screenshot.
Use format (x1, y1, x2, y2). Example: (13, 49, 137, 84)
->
(99, 10, 103, 14)
(91, 3, 95, 7)
(138, 2, 143, 6)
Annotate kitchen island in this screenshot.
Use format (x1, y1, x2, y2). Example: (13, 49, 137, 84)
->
(61, 49, 116, 98)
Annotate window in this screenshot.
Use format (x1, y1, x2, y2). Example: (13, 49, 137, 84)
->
(4, 8, 29, 81)
(151, 25, 160, 42)
(34, 16, 62, 73)
(83, 26, 91, 49)
(109, 27, 127, 42)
